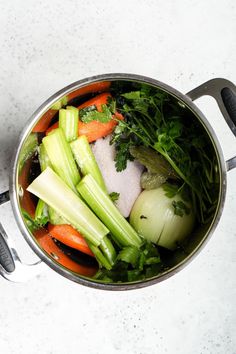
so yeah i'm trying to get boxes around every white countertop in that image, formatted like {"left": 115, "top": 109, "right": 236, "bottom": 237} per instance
{"left": 0, "top": 1, "right": 236, "bottom": 353}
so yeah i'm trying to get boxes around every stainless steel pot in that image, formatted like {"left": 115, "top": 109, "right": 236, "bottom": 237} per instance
{"left": 0, "top": 74, "right": 235, "bottom": 290}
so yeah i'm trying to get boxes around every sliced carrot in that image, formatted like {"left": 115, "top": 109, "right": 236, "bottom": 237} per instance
{"left": 19, "top": 158, "right": 36, "bottom": 218}
{"left": 46, "top": 93, "right": 124, "bottom": 141}
{"left": 67, "top": 81, "right": 111, "bottom": 102}
{"left": 32, "top": 109, "right": 58, "bottom": 133}
{"left": 46, "top": 121, "right": 59, "bottom": 134}
{"left": 78, "top": 92, "right": 111, "bottom": 111}
{"left": 48, "top": 224, "right": 94, "bottom": 257}
{"left": 34, "top": 228, "right": 97, "bottom": 276}
{"left": 78, "top": 114, "right": 123, "bottom": 142}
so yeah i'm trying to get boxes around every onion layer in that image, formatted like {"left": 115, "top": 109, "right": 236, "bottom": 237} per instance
{"left": 129, "top": 185, "right": 195, "bottom": 250}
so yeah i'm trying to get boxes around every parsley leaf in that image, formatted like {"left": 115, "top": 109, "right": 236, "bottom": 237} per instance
{"left": 172, "top": 200, "right": 190, "bottom": 217}
{"left": 22, "top": 209, "right": 48, "bottom": 232}
{"left": 94, "top": 241, "right": 162, "bottom": 282}
{"left": 80, "top": 104, "right": 112, "bottom": 123}
{"left": 109, "top": 192, "right": 120, "bottom": 203}
{"left": 111, "top": 82, "right": 219, "bottom": 223}
{"left": 114, "top": 139, "right": 134, "bottom": 171}
{"left": 121, "top": 91, "right": 141, "bottom": 100}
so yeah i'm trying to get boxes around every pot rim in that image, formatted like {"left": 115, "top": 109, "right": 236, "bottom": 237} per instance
{"left": 9, "top": 73, "right": 227, "bottom": 290}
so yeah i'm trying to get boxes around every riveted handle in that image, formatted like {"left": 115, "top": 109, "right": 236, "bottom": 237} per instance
{"left": 0, "top": 191, "right": 15, "bottom": 272}
{"left": 187, "top": 78, "right": 236, "bottom": 170}
{"left": 0, "top": 191, "right": 45, "bottom": 281}
{"left": 221, "top": 87, "right": 236, "bottom": 125}
{"left": 0, "top": 223, "right": 15, "bottom": 272}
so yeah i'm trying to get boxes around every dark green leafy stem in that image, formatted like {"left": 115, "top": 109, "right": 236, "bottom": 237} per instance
{"left": 94, "top": 241, "right": 162, "bottom": 282}
{"left": 111, "top": 84, "right": 219, "bottom": 224}
{"left": 21, "top": 209, "right": 48, "bottom": 233}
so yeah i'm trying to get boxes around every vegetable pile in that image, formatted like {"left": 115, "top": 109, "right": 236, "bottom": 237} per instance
{"left": 19, "top": 80, "right": 219, "bottom": 283}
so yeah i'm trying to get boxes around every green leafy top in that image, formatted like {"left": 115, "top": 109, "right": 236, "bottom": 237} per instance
{"left": 80, "top": 104, "right": 113, "bottom": 123}
{"left": 94, "top": 241, "right": 162, "bottom": 282}
{"left": 110, "top": 83, "right": 219, "bottom": 223}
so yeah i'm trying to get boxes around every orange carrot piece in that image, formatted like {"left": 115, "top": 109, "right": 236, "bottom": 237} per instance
{"left": 48, "top": 224, "right": 94, "bottom": 257}
{"left": 78, "top": 114, "right": 123, "bottom": 142}
{"left": 46, "top": 92, "right": 124, "bottom": 141}
{"left": 34, "top": 228, "right": 97, "bottom": 276}
{"left": 67, "top": 81, "right": 111, "bottom": 101}
{"left": 78, "top": 92, "right": 111, "bottom": 111}
{"left": 32, "top": 109, "right": 58, "bottom": 133}
{"left": 46, "top": 121, "right": 59, "bottom": 135}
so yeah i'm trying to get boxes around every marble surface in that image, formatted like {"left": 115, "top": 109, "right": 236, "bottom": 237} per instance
{"left": 0, "top": 1, "right": 236, "bottom": 353}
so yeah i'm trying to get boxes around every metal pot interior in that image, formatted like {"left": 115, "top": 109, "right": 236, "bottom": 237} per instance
{"left": 14, "top": 76, "right": 224, "bottom": 289}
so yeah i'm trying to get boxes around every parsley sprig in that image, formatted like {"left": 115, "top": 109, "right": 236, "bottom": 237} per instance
{"left": 111, "top": 84, "right": 219, "bottom": 224}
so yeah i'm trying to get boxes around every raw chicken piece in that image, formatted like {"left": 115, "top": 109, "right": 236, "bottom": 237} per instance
{"left": 92, "top": 136, "right": 143, "bottom": 217}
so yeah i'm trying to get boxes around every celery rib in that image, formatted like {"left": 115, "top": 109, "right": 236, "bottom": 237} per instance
{"left": 59, "top": 107, "right": 79, "bottom": 142}
{"left": 70, "top": 135, "right": 107, "bottom": 192}
{"left": 77, "top": 174, "right": 142, "bottom": 248}
{"left": 42, "top": 128, "right": 80, "bottom": 193}
{"left": 27, "top": 167, "right": 109, "bottom": 246}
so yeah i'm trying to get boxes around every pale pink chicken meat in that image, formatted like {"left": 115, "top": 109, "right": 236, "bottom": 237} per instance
{"left": 91, "top": 136, "right": 143, "bottom": 217}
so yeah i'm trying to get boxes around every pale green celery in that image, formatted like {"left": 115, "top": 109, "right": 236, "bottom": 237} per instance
{"left": 39, "top": 144, "right": 52, "bottom": 171}
{"left": 59, "top": 107, "right": 79, "bottom": 142}
{"left": 50, "top": 96, "right": 68, "bottom": 110}
{"left": 70, "top": 136, "right": 107, "bottom": 192}
{"left": 38, "top": 142, "right": 66, "bottom": 224}
{"left": 19, "top": 133, "right": 38, "bottom": 173}
{"left": 77, "top": 175, "right": 142, "bottom": 248}
{"left": 100, "top": 235, "right": 116, "bottom": 265}
{"left": 48, "top": 208, "right": 67, "bottom": 225}
{"left": 42, "top": 128, "right": 80, "bottom": 193}
{"left": 87, "top": 241, "right": 112, "bottom": 270}
{"left": 27, "top": 167, "right": 109, "bottom": 246}
{"left": 35, "top": 199, "right": 48, "bottom": 225}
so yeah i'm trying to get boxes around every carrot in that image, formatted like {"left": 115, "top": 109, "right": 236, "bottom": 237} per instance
{"left": 34, "top": 228, "right": 97, "bottom": 276}
{"left": 78, "top": 92, "right": 111, "bottom": 111}
{"left": 46, "top": 93, "right": 124, "bottom": 141}
{"left": 67, "top": 81, "right": 111, "bottom": 102}
{"left": 78, "top": 115, "right": 123, "bottom": 142}
{"left": 46, "top": 121, "right": 59, "bottom": 134}
{"left": 48, "top": 224, "right": 94, "bottom": 257}
{"left": 32, "top": 109, "right": 58, "bottom": 133}
{"left": 19, "top": 158, "right": 36, "bottom": 218}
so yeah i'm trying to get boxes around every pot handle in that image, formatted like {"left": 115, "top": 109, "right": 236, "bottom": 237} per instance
{"left": 187, "top": 78, "right": 236, "bottom": 171}
{"left": 0, "top": 192, "right": 45, "bottom": 282}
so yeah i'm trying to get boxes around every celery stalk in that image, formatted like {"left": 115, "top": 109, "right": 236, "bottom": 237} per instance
{"left": 59, "top": 107, "right": 79, "bottom": 142}
{"left": 19, "top": 133, "right": 38, "bottom": 173}
{"left": 35, "top": 199, "right": 48, "bottom": 226}
{"left": 70, "top": 136, "right": 107, "bottom": 192}
{"left": 87, "top": 241, "right": 112, "bottom": 270}
{"left": 100, "top": 235, "right": 116, "bottom": 265}
{"left": 39, "top": 144, "right": 52, "bottom": 171}
{"left": 38, "top": 143, "right": 67, "bottom": 225}
{"left": 27, "top": 167, "right": 109, "bottom": 246}
{"left": 42, "top": 128, "right": 80, "bottom": 193}
{"left": 48, "top": 208, "right": 67, "bottom": 225}
{"left": 50, "top": 96, "right": 68, "bottom": 110}
{"left": 77, "top": 175, "right": 142, "bottom": 248}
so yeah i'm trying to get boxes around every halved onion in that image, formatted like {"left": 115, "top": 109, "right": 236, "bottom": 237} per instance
{"left": 129, "top": 185, "right": 195, "bottom": 250}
